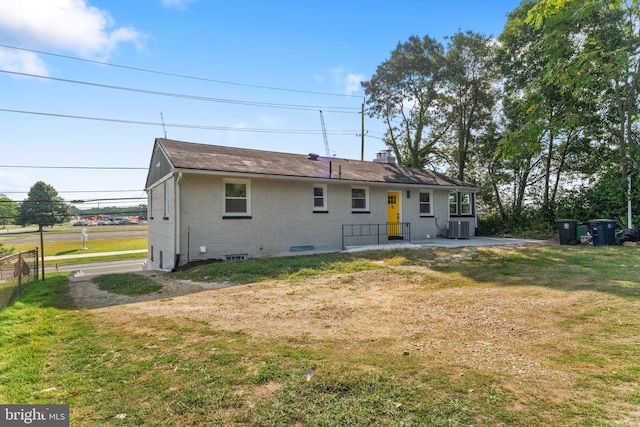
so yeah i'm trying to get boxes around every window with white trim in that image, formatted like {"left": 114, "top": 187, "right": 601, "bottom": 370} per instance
{"left": 224, "top": 179, "right": 251, "bottom": 216}
{"left": 163, "top": 181, "right": 169, "bottom": 219}
{"left": 149, "top": 189, "right": 153, "bottom": 219}
{"left": 351, "top": 187, "right": 369, "bottom": 212}
{"left": 313, "top": 184, "right": 327, "bottom": 211}
{"left": 449, "top": 191, "right": 474, "bottom": 216}
{"left": 461, "top": 192, "right": 472, "bottom": 215}
{"left": 419, "top": 190, "right": 432, "bottom": 215}
{"left": 449, "top": 193, "right": 458, "bottom": 215}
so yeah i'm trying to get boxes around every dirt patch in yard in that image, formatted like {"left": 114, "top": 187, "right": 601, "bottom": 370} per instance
{"left": 67, "top": 249, "right": 604, "bottom": 404}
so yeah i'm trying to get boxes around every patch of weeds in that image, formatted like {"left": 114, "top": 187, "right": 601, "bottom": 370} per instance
{"left": 209, "top": 350, "right": 241, "bottom": 366}
{"left": 169, "top": 382, "right": 244, "bottom": 417}
{"left": 353, "top": 349, "right": 421, "bottom": 376}
{"left": 383, "top": 255, "right": 408, "bottom": 266}
{"left": 250, "top": 369, "right": 479, "bottom": 426}
{"left": 557, "top": 305, "right": 615, "bottom": 327}
{"left": 549, "top": 351, "right": 608, "bottom": 367}
{"left": 93, "top": 273, "right": 162, "bottom": 296}
{"left": 419, "top": 273, "right": 441, "bottom": 287}
{"left": 340, "top": 275, "right": 356, "bottom": 284}
{"left": 249, "top": 359, "right": 295, "bottom": 384}
{"left": 170, "top": 253, "right": 382, "bottom": 284}
{"left": 288, "top": 268, "right": 321, "bottom": 279}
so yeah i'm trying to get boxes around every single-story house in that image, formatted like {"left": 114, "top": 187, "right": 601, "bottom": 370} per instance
{"left": 145, "top": 138, "right": 478, "bottom": 270}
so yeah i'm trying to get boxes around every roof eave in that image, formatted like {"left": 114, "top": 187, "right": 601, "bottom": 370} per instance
{"left": 169, "top": 167, "right": 477, "bottom": 189}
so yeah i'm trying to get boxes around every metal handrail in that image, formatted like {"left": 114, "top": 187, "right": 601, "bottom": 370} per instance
{"left": 342, "top": 222, "right": 410, "bottom": 249}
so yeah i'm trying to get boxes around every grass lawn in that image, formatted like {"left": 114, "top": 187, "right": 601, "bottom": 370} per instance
{"left": 5, "top": 238, "right": 148, "bottom": 266}
{"left": 1, "top": 245, "right": 639, "bottom": 425}
{"left": 9, "top": 238, "right": 147, "bottom": 257}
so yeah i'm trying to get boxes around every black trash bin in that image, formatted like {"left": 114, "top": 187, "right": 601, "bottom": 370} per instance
{"left": 556, "top": 219, "right": 579, "bottom": 245}
{"left": 588, "top": 219, "right": 617, "bottom": 246}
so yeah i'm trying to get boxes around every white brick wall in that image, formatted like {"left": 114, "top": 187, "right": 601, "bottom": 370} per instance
{"left": 147, "top": 172, "right": 474, "bottom": 268}
{"left": 147, "top": 177, "right": 176, "bottom": 270}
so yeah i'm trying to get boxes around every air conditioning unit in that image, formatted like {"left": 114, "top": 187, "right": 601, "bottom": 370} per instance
{"left": 447, "top": 221, "right": 470, "bottom": 239}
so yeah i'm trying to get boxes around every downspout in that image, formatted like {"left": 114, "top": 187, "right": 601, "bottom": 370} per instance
{"left": 174, "top": 172, "right": 182, "bottom": 270}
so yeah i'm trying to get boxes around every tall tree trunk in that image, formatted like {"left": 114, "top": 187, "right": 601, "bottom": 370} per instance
{"left": 544, "top": 112, "right": 554, "bottom": 207}
{"left": 552, "top": 133, "right": 572, "bottom": 203}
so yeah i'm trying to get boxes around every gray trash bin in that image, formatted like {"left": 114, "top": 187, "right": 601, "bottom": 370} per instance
{"left": 556, "top": 219, "right": 579, "bottom": 245}
{"left": 588, "top": 219, "right": 617, "bottom": 246}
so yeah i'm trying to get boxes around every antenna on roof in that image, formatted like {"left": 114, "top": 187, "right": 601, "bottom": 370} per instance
{"left": 160, "top": 111, "right": 167, "bottom": 138}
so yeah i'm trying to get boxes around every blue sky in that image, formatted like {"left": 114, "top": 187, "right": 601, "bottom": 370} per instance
{"left": 0, "top": 0, "right": 522, "bottom": 210}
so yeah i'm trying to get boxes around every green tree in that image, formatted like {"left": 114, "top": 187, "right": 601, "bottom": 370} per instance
{"left": 0, "top": 194, "right": 18, "bottom": 228}
{"left": 440, "top": 30, "right": 498, "bottom": 182}
{"left": 361, "top": 35, "right": 447, "bottom": 168}
{"left": 470, "top": 120, "right": 508, "bottom": 220}
{"left": 499, "top": 96, "right": 541, "bottom": 224}
{"left": 497, "top": 0, "right": 600, "bottom": 224}
{"left": 17, "top": 181, "right": 70, "bottom": 231}
{"left": 556, "top": 168, "right": 640, "bottom": 226}
{"left": 526, "top": 0, "right": 640, "bottom": 181}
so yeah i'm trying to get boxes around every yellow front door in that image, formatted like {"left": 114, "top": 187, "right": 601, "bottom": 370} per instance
{"left": 387, "top": 192, "right": 400, "bottom": 237}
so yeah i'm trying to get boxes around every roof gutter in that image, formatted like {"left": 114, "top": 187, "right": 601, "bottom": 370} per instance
{"left": 169, "top": 168, "right": 478, "bottom": 190}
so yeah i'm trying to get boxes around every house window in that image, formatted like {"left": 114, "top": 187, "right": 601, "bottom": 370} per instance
{"left": 449, "top": 193, "right": 458, "bottom": 215}
{"left": 163, "top": 181, "right": 169, "bottom": 219}
{"left": 419, "top": 191, "right": 432, "bottom": 215}
{"left": 149, "top": 189, "right": 153, "bottom": 219}
{"left": 449, "top": 192, "right": 474, "bottom": 216}
{"left": 461, "top": 192, "right": 472, "bottom": 215}
{"left": 313, "top": 184, "right": 327, "bottom": 212}
{"left": 351, "top": 187, "right": 369, "bottom": 212}
{"left": 224, "top": 179, "right": 251, "bottom": 217}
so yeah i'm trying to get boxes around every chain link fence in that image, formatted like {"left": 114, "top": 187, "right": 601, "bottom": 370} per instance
{"left": 0, "top": 249, "right": 39, "bottom": 312}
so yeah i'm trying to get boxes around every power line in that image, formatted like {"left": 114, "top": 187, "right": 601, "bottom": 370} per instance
{"left": 0, "top": 70, "right": 360, "bottom": 114}
{"left": 0, "top": 198, "right": 146, "bottom": 203}
{"left": 0, "top": 164, "right": 146, "bottom": 170}
{"left": 69, "top": 197, "right": 146, "bottom": 203}
{"left": 0, "top": 44, "right": 362, "bottom": 99}
{"left": 0, "top": 108, "right": 360, "bottom": 135}
{"left": 0, "top": 190, "right": 144, "bottom": 194}
{"left": 0, "top": 210, "right": 148, "bottom": 220}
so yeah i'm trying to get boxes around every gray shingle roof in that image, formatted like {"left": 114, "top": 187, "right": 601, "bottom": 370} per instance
{"left": 155, "top": 138, "right": 475, "bottom": 188}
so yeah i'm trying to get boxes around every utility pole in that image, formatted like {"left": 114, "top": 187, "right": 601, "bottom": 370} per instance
{"left": 628, "top": 176, "right": 633, "bottom": 229}
{"left": 361, "top": 102, "right": 364, "bottom": 161}
{"left": 39, "top": 224, "right": 45, "bottom": 281}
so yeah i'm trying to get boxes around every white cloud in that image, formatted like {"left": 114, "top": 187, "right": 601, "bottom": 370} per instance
{"left": 231, "top": 121, "right": 249, "bottom": 130}
{"left": 330, "top": 67, "right": 364, "bottom": 95}
{"left": 0, "top": 48, "right": 48, "bottom": 75}
{"left": 345, "top": 73, "right": 364, "bottom": 96}
{"left": 161, "top": 0, "right": 198, "bottom": 10}
{"left": 0, "top": 0, "right": 144, "bottom": 72}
